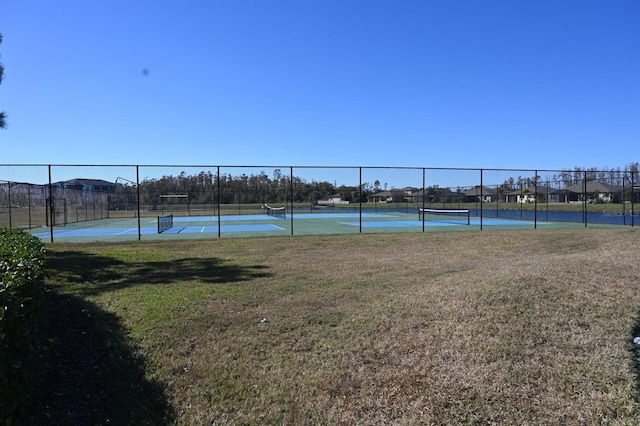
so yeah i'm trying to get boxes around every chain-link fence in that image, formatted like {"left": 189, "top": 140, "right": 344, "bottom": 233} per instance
{"left": 1, "top": 164, "right": 637, "bottom": 242}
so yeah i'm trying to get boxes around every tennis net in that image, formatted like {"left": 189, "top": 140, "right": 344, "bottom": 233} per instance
{"left": 265, "top": 205, "right": 286, "bottom": 219}
{"left": 418, "top": 208, "right": 470, "bottom": 225}
{"left": 157, "top": 214, "right": 174, "bottom": 233}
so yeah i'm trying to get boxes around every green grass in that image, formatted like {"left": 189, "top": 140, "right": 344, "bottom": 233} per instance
{"left": 43, "top": 228, "right": 640, "bottom": 424}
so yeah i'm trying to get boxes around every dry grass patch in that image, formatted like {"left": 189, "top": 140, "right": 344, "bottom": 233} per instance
{"left": 45, "top": 229, "right": 640, "bottom": 424}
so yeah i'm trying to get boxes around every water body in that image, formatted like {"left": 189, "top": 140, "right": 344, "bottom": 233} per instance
{"left": 471, "top": 208, "right": 638, "bottom": 226}
{"left": 307, "top": 205, "right": 639, "bottom": 226}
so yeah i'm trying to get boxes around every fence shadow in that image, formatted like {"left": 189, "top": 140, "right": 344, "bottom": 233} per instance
{"left": 45, "top": 249, "right": 272, "bottom": 296}
{"left": 29, "top": 248, "right": 273, "bottom": 423}
{"left": 27, "top": 290, "right": 175, "bottom": 425}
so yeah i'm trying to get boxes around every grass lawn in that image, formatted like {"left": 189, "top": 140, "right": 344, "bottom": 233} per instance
{"left": 37, "top": 228, "right": 640, "bottom": 424}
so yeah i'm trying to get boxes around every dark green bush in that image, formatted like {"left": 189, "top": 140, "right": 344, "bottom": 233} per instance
{"left": 0, "top": 229, "right": 46, "bottom": 422}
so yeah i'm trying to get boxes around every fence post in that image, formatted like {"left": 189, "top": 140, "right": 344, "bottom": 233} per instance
{"left": 422, "top": 168, "right": 426, "bottom": 233}
{"left": 136, "top": 165, "right": 141, "bottom": 241}
{"left": 622, "top": 174, "right": 627, "bottom": 225}
{"left": 520, "top": 183, "right": 523, "bottom": 219}
{"left": 534, "top": 170, "right": 538, "bottom": 229}
{"left": 28, "top": 184, "right": 32, "bottom": 229}
{"left": 632, "top": 170, "right": 636, "bottom": 227}
{"left": 290, "top": 166, "right": 294, "bottom": 236}
{"left": 583, "top": 171, "right": 588, "bottom": 228}
{"left": 217, "top": 166, "right": 221, "bottom": 238}
{"left": 7, "top": 181, "right": 11, "bottom": 229}
{"left": 480, "top": 169, "right": 483, "bottom": 230}
{"left": 48, "top": 165, "right": 54, "bottom": 243}
{"left": 359, "top": 167, "right": 362, "bottom": 233}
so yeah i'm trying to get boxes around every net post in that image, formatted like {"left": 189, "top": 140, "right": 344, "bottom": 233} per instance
{"left": 157, "top": 213, "right": 173, "bottom": 233}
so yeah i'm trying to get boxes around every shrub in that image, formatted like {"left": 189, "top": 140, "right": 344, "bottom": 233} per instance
{"left": 0, "top": 229, "right": 46, "bottom": 422}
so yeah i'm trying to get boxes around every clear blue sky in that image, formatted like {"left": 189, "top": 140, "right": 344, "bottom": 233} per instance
{"left": 1, "top": 0, "right": 639, "bottom": 175}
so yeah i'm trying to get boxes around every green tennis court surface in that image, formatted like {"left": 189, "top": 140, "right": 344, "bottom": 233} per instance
{"left": 30, "top": 211, "right": 583, "bottom": 242}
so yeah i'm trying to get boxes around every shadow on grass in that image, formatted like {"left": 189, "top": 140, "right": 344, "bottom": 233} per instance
{"left": 27, "top": 290, "right": 175, "bottom": 425}
{"left": 33, "top": 248, "right": 272, "bottom": 423}
{"left": 46, "top": 249, "right": 272, "bottom": 296}
{"left": 631, "top": 315, "right": 640, "bottom": 404}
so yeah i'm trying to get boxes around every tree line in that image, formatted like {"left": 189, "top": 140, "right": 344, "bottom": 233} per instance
{"left": 113, "top": 169, "right": 352, "bottom": 208}
{"left": 497, "top": 163, "right": 640, "bottom": 192}
{"left": 110, "top": 164, "right": 640, "bottom": 210}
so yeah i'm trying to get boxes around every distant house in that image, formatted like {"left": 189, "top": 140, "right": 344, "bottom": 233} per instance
{"left": 363, "top": 180, "right": 633, "bottom": 205}
{"left": 398, "top": 186, "right": 420, "bottom": 200}
{"left": 369, "top": 191, "right": 394, "bottom": 203}
{"left": 0, "top": 181, "right": 48, "bottom": 205}
{"left": 463, "top": 186, "right": 496, "bottom": 203}
{"left": 53, "top": 178, "right": 115, "bottom": 193}
{"left": 412, "top": 187, "right": 461, "bottom": 204}
{"left": 564, "top": 181, "right": 622, "bottom": 203}
{"left": 318, "top": 194, "right": 349, "bottom": 205}
{"left": 369, "top": 187, "right": 419, "bottom": 203}
{"left": 505, "top": 185, "right": 563, "bottom": 203}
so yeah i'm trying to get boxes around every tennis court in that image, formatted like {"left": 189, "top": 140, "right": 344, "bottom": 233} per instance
{"left": 29, "top": 208, "right": 591, "bottom": 243}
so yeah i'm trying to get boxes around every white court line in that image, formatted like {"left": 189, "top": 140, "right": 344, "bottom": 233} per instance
{"left": 117, "top": 228, "right": 138, "bottom": 235}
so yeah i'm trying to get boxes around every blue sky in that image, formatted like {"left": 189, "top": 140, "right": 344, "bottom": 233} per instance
{"left": 1, "top": 0, "right": 638, "bottom": 177}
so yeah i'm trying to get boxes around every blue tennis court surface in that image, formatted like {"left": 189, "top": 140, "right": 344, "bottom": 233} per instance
{"left": 173, "top": 215, "right": 274, "bottom": 222}
{"left": 30, "top": 212, "right": 558, "bottom": 242}
{"left": 292, "top": 213, "right": 393, "bottom": 219}
{"left": 162, "top": 224, "right": 284, "bottom": 233}
{"left": 32, "top": 224, "right": 285, "bottom": 238}
{"left": 170, "top": 213, "right": 392, "bottom": 221}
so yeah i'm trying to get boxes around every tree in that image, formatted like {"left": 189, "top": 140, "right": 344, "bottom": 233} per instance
{"left": 0, "top": 32, "right": 6, "bottom": 129}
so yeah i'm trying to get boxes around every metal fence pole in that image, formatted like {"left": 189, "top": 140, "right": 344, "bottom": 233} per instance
{"left": 359, "top": 167, "right": 362, "bottom": 233}
{"left": 622, "top": 175, "right": 627, "bottom": 225}
{"left": 48, "top": 165, "right": 54, "bottom": 243}
{"left": 583, "top": 171, "right": 588, "bottom": 228}
{"left": 217, "top": 166, "right": 221, "bottom": 238}
{"left": 7, "top": 181, "right": 12, "bottom": 229}
{"left": 290, "top": 166, "right": 294, "bottom": 236}
{"left": 480, "top": 169, "right": 483, "bottom": 230}
{"left": 534, "top": 170, "right": 538, "bottom": 229}
{"left": 136, "top": 165, "right": 141, "bottom": 241}
{"left": 632, "top": 170, "right": 636, "bottom": 227}
{"left": 422, "top": 168, "right": 426, "bottom": 233}
{"left": 28, "top": 184, "right": 32, "bottom": 229}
